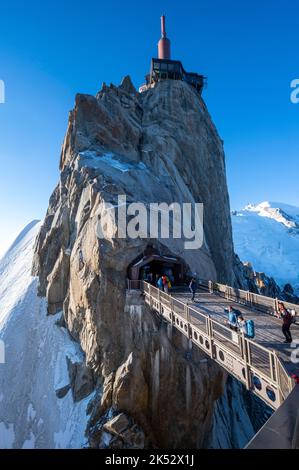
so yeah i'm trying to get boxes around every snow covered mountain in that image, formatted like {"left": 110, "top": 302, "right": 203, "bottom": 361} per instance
{"left": 0, "top": 221, "right": 93, "bottom": 449}
{"left": 232, "top": 201, "right": 299, "bottom": 292}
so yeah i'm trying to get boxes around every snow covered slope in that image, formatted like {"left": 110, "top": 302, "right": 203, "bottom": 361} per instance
{"left": 232, "top": 202, "right": 299, "bottom": 291}
{"left": 0, "top": 221, "right": 93, "bottom": 449}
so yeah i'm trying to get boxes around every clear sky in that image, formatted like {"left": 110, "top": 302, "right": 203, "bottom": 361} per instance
{"left": 0, "top": 0, "right": 298, "bottom": 257}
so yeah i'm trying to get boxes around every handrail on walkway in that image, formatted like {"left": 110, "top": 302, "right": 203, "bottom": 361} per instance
{"left": 199, "top": 279, "right": 299, "bottom": 323}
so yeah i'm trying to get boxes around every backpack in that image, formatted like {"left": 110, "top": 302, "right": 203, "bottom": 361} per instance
{"left": 228, "top": 312, "right": 237, "bottom": 325}
{"left": 246, "top": 319, "right": 255, "bottom": 339}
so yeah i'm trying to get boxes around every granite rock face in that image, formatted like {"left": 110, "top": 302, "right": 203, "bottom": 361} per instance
{"left": 32, "top": 77, "right": 252, "bottom": 448}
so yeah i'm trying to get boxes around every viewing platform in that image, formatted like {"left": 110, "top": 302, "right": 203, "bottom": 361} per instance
{"left": 127, "top": 280, "right": 299, "bottom": 411}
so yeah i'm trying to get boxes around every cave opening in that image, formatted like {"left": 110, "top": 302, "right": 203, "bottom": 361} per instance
{"left": 128, "top": 245, "right": 188, "bottom": 289}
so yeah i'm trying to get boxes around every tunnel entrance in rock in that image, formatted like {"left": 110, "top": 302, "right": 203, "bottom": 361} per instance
{"left": 128, "top": 245, "right": 187, "bottom": 288}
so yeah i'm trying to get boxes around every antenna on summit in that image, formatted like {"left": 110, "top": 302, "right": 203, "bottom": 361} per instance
{"left": 158, "top": 15, "right": 171, "bottom": 59}
{"left": 161, "top": 14, "right": 167, "bottom": 37}
{"left": 139, "top": 15, "right": 206, "bottom": 95}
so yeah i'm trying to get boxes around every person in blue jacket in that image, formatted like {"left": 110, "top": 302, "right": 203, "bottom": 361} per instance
{"left": 157, "top": 276, "right": 163, "bottom": 290}
{"left": 189, "top": 278, "right": 197, "bottom": 302}
{"left": 225, "top": 305, "right": 241, "bottom": 331}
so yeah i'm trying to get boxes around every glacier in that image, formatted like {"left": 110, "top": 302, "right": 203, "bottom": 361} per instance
{"left": 0, "top": 221, "right": 93, "bottom": 449}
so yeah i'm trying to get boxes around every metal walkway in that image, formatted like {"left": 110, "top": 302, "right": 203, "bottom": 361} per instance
{"left": 128, "top": 280, "right": 299, "bottom": 410}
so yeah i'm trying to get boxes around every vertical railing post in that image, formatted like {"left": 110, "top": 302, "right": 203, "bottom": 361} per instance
{"left": 274, "top": 353, "right": 284, "bottom": 406}
{"left": 185, "top": 303, "right": 190, "bottom": 323}
{"left": 169, "top": 295, "right": 173, "bottom": 318}
{"left": 169, "top": 292, "right": 174, "bottom": 325}
{"left": 239, "top": 332, "right": 244, "bottom": 359}
{"left": 149, "top": 284, "right": 153, "bottom": 309}
{"left": 186, "top": 303, "right": 192, "bottom": 339}
{"left": 206, "top": 315, "right": 210, "bottom": 337}
{"left": 246, "top": 291, "right": 250, "bottom": 307}
{"left": 269, "top": 351, "right": 276, "bottom": 382}
{"left": 241, "top": 335, "right": 252, "bottom": 390}
{"left": 245, "top": 338, "right": 251, "bottom": 368}
{"left": 207, "top": 316, "right": 214, "bottom": 358}
{"left": 157, "top": 288, "right": 161, "bottom": 315}
{"left": 225, "top": 285, "right": 230, "bottom": 300}
{"left": 184, "top": 303, "right": 187, "bottom": 319}
{"left": 274, "top": 298, "right": 279, "bottom": 315}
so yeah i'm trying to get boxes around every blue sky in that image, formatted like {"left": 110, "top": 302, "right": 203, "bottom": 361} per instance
{"left": 0, "top": 0, "right": 298, "bottom": 256}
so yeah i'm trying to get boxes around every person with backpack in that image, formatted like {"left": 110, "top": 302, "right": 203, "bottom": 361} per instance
{"left": 189, "top": 278, "right": 197, "bottom": 302}
{"left": 278, "top": 302, "right": 293, "bottom": 343}
{"left": 237, "top": 315, "right": 255, "bottom": 339}
{"left": 225, "top": 305, "right": 240, "bottom": 331}
{"left": 237, "top": 316, "right": 247, "bottom": 334}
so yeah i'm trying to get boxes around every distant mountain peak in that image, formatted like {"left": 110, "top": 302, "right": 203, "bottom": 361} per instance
{"left": 232, "top": 201, "right": 299, "bottom": 293}
{"left": 239, "top": 201, "right": 299, "bottom": 230}
{"left": 244, "top": 201, "right": 271, "bottom": 211}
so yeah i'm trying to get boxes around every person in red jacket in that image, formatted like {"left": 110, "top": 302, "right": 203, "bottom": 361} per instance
{"left": 161, "top": 275, "right": 169, "bottom": 293}
{"left": 278, "top": 302, "right": 293, "bottom": 343}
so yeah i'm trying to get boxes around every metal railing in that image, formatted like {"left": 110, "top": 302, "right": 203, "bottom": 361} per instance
{"left": 204, "top": 280, "right": 299, "bottom": 322}
{"left": 127, "top": 280, "right": 295, "bottom": 410}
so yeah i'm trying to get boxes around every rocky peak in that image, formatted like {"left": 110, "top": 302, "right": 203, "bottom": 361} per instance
{"left": 58, "top": 77, "right": 234, "bottom": 284}
{"left": 119, "top": 75, "right": 137, "bottom": 95}
{"left": 32, "top": 76, "right": 246, "bottom": 448}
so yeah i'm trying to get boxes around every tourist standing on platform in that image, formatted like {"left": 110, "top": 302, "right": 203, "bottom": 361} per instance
{"left": 189, "top": 278, "right": 197, "bottom": 302}
{"left": 162, "top": 275, "right": 169, "bottom": 293}
{"left": 237, "top": 316, "right": 247, "bottom": 334}
{"left": 157, "top": 276, "right": 163, "bottom": 290}
{"left": 225, "top": 305, "right": 242, "bottom": 331}
{"left": 277, "top": 302, "right": 293, "bottom": 343}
